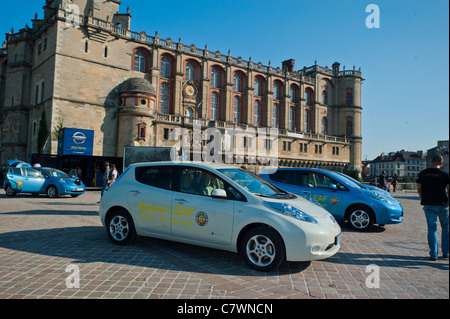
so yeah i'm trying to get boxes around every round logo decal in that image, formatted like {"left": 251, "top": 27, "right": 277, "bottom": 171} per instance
{"left": 330, "top": 196, "right": 339, "bottom": 205}
{"left": 196, "top": 212, "right": 208, "bottom": 227}
{"left": 72, "top": 132, "right": 87, "bottom": 145}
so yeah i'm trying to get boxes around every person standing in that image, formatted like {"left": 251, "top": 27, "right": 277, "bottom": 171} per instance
{"left": 416, "top": 155, "right": 449, "bottom": 261}
{"left": 100, "top": 161, "right": 110, "bottom": 199}
{"left": 379, "top": 171, "right": 386, "bottom": 190}
{"left": 392, "top": 174, "right": 398, "bottom": 192}
{"left": 108, "top": 163, "right": 118, "bottom": 188}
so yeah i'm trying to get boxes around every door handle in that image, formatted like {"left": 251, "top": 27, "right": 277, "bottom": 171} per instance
{"left": 301, "top": 190, "right": 310, "bottom": 194}
{"left": 174, "top": 198, "right": 187, "bottom": 204}
{"left": 130, "top": 190, "right": 141, "bottom": 195}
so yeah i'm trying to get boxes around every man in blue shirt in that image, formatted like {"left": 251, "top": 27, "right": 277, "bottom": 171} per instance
{"left": 417, "top": 155, "right": 449, "bottom": 261}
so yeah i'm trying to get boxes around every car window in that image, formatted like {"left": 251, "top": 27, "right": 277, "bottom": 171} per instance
{"left": 219, "top": 168, "right": 289, "bottom": 198}
{"left": 9, "top": 167, "right": 22, "bottom": 175}
{"left": 179, "top": 167, "right": 245, "bottom": 201}
{"left": 269, "top": 170, "right": 298, "bottom": 185}
{"left": 23, "top": 168, "right": 43, "bottom": 178}
{"left": 45, "top": 169, "right": 70, "bottom": 178}
{"left": 314, "top": 173, "right": 338, "bottom": 189}
{"left": 299, "top": 172, "right": 347, "bottom": 190}
{"left": 135, "top": 166, "right": 174, "bottom": 190}
{"left": 298, "top": 172, "right": 316, "bottom": 188}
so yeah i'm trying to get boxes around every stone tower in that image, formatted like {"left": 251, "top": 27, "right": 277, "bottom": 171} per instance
{"left": 117, "top": 78, "right": 157, "bottom": 157}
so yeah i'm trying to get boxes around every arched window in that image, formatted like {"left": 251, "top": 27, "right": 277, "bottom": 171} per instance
{"left": 272, "top": 104, "right": 279, "bottom": 128}
{"left": 346, "top": 116, "right": 353, "bottom": 136}
{"left": 322, "top": 90, "right": 328, "bottom": 105}
{"left": 159, "top": 83, "right": 170, "bottom": 114}
{"left": 304, "top": 109, "right": 310, "bottom": 133}
{"left": 290, "top": 86, "right": 296, "bottom": 103}
{"left": 185, "top": 62, "right": 195, "bottom": 81}
{"left": 35, "top": 84, "right": 39, "bottom": 105}
{"left": 346, "top": 88, "right": 353, "bottom": 106}
{"left": 305, "top": 89, "right": 313, "bottom": 106}
{"left": 233, "top": 96, "right": 241, "bottom": 123}
{"left": 41, "top": 82, "right": 45, "bottom": 103}
{"left": 233, "top": 73, "right": 241, "bottom": 92}
{"left": 322, "top": 117, "right": 328, "bottom": 135}
{"left": 254, "top": 78, "right": 261, "bottom": 96}
{"left": 211, "top": 68, "right": 219, "bottom": 88}
{"left": 161, "top": 56, "right": 171, "bottom": 78}
{"left": 134, "top": 50, "right": 146, "bottom": 73}
{"left": 273, "top": 82, "right": 279, "bottom": 100}
{"left": 254, "top": 100, "right": 261, "bottom": 126}
{"left": 289, "top": 106, "right": 295, "bottom": 131}
{"left": 210, "top": 92, "right": 219, "bottom": 121}
{"left": 185, "top": 107, "right": 193, "bottom": 120}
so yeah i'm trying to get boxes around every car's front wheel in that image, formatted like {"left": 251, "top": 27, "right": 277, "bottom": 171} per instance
{"left": 106, "top": 209, "right": 137, "bottom": 246}
{"left": 240, "top": 227, "right": 285, "bottom": 272}
{"left": 5, "top": 184, "right": 17, "bottom": 197}
{"left": 348, "top": 205, "right": 375, "bottom": 231}
{"left": 46, "top": 185, "right": 59, "bottom": 198}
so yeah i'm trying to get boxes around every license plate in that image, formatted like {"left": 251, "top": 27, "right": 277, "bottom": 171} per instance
{"left": 75, "top": 188, "right": 83, "bottom": 192}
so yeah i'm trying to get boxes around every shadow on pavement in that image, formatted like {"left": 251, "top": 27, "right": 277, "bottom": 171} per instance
{"left": 0, "top": 226, "right": 310, "bottom": 277}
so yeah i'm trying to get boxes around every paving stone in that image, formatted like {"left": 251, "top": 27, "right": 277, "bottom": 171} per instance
{"left": 0, "top": 191, "right": 448, "bottom": 299}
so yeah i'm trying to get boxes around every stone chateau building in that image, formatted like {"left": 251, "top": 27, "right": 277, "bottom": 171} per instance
{"left": 0, "top": 0, "right": 364, "bottom": 185}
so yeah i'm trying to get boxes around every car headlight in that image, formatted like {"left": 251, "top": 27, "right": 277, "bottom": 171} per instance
{"left": 366, "top": 191, "right": 392, "bottom": 204}
{"left": 264, "top": 202, "right": 318, "bottom": 224}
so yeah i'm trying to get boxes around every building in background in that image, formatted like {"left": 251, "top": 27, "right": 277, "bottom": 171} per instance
{"left": 0, "top": 0, "right": 364, "bottom": 184}
{"left": 369, "top": 150, "right": 426, "bottom": 180}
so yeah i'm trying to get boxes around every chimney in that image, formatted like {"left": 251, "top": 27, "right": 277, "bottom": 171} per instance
{"left": 282, "top": 59, "right": 295, "bottom": 72}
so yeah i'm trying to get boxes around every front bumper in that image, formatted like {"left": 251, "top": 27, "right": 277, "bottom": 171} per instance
{"left": 59, "top": 185, "right": 86, "bottom": 195}
{"left": 285, "top": 222, "right": 342, "bottom": 262}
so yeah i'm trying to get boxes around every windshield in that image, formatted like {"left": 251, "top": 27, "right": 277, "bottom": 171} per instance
{"left": 331, "top": 172, "right": 364, "bottom": 189}
{"left": 43, "top": 169, "right": 71, "bottom": 178}
{"left": 218, "top": 168, "right": 292, "bottom": 198}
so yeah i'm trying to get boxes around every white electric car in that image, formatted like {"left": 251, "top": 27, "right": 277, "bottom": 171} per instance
{"left": 99, "top": 162, "right": 341, "bottom": 271}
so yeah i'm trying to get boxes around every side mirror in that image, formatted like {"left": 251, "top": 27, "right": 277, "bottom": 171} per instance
{"left": 211, "top": 189, "right": 227, "bottom": 199}
{"left": 328, "top": 184, "right": 338, "bottom": 190}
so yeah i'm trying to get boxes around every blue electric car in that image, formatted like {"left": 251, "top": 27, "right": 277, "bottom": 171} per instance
{"left": 3, "top": 160, "right": 85, "bottom": 198}
{"left": 260, "top": 168, "right": 403, "bottom": 231}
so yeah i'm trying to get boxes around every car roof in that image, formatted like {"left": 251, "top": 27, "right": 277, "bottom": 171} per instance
{"left": 260, "top": 167, "right": 334, "bottom": 174}
{"left": 129, "top": 161, "right": 239, "bottom": 171}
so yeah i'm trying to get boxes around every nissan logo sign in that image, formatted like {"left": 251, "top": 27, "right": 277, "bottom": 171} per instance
{"left": 72, "top": 132, "right": 87, "bottom": 145}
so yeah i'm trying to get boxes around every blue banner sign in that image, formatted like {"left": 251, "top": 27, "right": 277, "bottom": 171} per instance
{"left": 58, "top": 128, "right": 94, "bottom": 156}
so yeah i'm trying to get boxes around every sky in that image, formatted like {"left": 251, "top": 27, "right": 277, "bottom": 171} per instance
{"left": 1, "top": 0, "right": 448, "bottom": 160}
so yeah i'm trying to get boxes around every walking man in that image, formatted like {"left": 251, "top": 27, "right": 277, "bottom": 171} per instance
{"left": 99, "top": 161, "right": 110, "bottom": 202}
{"left": 416, "top": 155, "right": 449, "bottom": 261}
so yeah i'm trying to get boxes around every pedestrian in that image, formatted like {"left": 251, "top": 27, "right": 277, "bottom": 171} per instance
{"left": 108, "top": 163, "right": 118, "bottom": 189}
{"left": 416, "top": 155, "right": 449, "bottom": 261}
{"left": 379, "top": 171, "right": 386, "bottom": 190}
{"left": 392, "top": 174, "right": 398, "bottom": 192}
{"left": 99, "top": 161, "right": 110, "bottom": 202}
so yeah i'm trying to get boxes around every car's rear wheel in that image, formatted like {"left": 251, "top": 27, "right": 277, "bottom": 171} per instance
{"left": 240, "top": 227, "right": 285, "bottom": 272}
{"left": 348, "top": 205, "right": 375, "bottom": 231}
{"left": 46, "top": 185, "right": 59, "bottom": 198}
{"left": 5, "top": 184, "right": 17, "bottom": 197}
{"left": 106, "top": 209, "right": 137, "bottom": 246}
